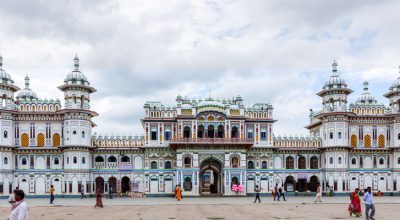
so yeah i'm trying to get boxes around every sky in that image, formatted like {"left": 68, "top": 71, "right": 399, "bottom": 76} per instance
{"left": 0, "top": 0, "right": 399, "bottom": 136}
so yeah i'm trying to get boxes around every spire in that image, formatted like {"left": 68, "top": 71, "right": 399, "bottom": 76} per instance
{"left": 74, "top": 54, "right": 79, "bottom": 71}
{"left": 363, "top": 81, "right": 369, "bottom": 93}
{"left": 332, "top": 59, "right": 338, "bottom": 75}
{"left": 24, "top": 75, "right": 30, "bottom": 89}
{"left": 0, "top": 54, "right": 3, "bottom": 68}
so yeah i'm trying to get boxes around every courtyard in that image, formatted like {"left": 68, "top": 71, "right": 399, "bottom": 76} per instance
{"left": 1, "top": 196, "right": 398, "bottom": 220}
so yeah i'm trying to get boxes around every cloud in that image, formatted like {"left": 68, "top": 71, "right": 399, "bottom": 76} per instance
{"left": 1, "top": 0, "right": 400, "bottom": 135}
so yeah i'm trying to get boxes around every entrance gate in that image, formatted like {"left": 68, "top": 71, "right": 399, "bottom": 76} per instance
{"left": 200, "top": 158, "right": 223, "bottom": 195}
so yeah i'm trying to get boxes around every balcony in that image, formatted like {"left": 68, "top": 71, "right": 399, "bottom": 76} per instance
{"left": 93, "top": 162, "right": 118, "bottom": 169}
{"left": 169, "top": 137, "right": 254, "bottom": 148}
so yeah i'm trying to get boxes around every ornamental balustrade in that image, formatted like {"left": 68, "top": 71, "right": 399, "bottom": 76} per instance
{"left": 170, "top": 137, "right": 253, "bottom": 144}
{"left": 93, "top": 162, "right": 133, "bottom": 169}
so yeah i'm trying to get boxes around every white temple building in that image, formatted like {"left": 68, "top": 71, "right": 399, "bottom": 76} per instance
{"left": 0, "top": 55, "right": 399, "bottom": 197}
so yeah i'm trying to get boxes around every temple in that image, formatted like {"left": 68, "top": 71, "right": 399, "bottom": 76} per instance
{"left": 0, "top": 55, "right": 399, "bottom": 196}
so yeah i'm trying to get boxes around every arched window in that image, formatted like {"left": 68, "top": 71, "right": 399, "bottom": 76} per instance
{"left": 95, "top": 156, "right": 104, "bottom": 162}
{"left": 150, "top": 161, "right": 158, "bottom": 169}
{"left": 54, "top": 157, "right": 59, "bottom": 165}
{"left": 298, "top": 156, "right": 306, "bottom": 169}
{"left": 165, "top": 161, "right": 172, "bottom": 169}
{"left": 261, "top": 161, "right": 268, "bottom": 169}
{"left": 247, "top": 130, "right": 253, "bottom": 139}
{"left": 329, "top": 132, "right": 333, "bottom": 139}
{"left": 351, "top": 134, "right": 357, "bottom": 147}
{"left": 231, "top": 157, "right": 239, "bottom": 168}
{"left": 197, "top": 125, "right": 204, "bottom": 138}
{"left": 338, "top": 132, "right": 342, "bottom": 139}
{"left": 310, "top": 156, "right": 318, "bottom": 169}
{"left": 231, "top": 126, "right": 239, "bottom": 138}
{"left": 183, "top": 126, "right": 191, "bottom": 138}
{"left": 217, "top": 125, "right": 224, "bottom": 138}
{"left": 286, "top": 156, "right": 294, "bottom": 169}
{"left": 121, "top": 156, "right": 130, "bottom": 162}
{"left": 398, "top": 157, "right": 400, "bottom": 164}
{"left": 184, "top": 157, "right": 191, "bottom": 168}
{"left": 338, "top": 157, "right": 342, "bottom": 164}
{"left": 73, "top": 156, "right": 77, "bottom": 164}
{"left": 329, "top": 157, "right": 333, "bottom": 164}
{"left": 4, "top": 157, "right": 8, "bottom": 164}
{"left": 108, "top": 156, "right": 117, "bottom": 162}
{"left": 82, "top": 157, "right": 86, "bottom": 164}
{"left": 21, "top": 157, "right": 27, "bottom": 165}
{"left": 82, "top": 131, "right": 85, "bottom": 138}
{"left": 3, "top": 130, "right": 7, "bottom": 138}
{"left": 247, "top": 161, "right": 254, "bottom": 169}
{"left": 73, "top": 130, "right": 77, "bottom": 135}
{"left": 379, "top": 158, "right": 384, "bottom": 165}
{"left": 351, "top": 158, "right": 357, "bottom": 165}
{"left": 364, "top": 135, "right": 371, "bottom": 147}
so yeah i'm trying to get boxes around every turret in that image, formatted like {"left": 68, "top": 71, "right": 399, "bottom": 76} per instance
{"left": 0, "top": 55, "right": 20, "bottom": 110}
{"left": 317, "top": 60, "right": 353, "bottom": 112}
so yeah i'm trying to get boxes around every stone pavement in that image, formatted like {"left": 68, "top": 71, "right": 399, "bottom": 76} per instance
{"left": 1, "top": 195, "right": 399, "bottom": 207}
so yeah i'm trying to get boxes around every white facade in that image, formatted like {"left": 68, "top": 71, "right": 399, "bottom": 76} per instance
{"left": 1, "top": 57, "right": 400, "bottom": 196}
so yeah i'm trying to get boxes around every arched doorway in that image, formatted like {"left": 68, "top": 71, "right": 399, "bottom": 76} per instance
{"left": 285, "top": 176, "right": 295, "bottom": 192}
{"left": 200, "top": 158, "right": 222, "bottom": 195}
{"left": 121, "top": 176, "right": 130, "bottom": 193}
{"left": 109, "top": 177, "right": 117, "bottom": 193}
{"left": 95, "top": 177, "right": 104, "bottom": 193}
{"left": 198, "top": 125, "right": 204, "bottom": 138}
{"left": 308, "top": 176, "right": 319, "bottom": 192}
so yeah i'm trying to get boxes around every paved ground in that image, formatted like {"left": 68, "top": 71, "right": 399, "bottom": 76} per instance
{"left": 1, "top": 196, "right": 398, "bottom": 219}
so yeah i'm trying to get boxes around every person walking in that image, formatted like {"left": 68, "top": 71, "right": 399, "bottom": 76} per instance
{"left": 348, "top": 188, "right": 362, "bottom": 217}
{"left": 175, "top": 184, "right": 182, "bottom": 201}
{"left": 50, "top": 185, "right": 55, "bottom": 204}
{"left": 363, "top": 187, "right": 375, "bottom": 220}
{"left": 81, "top": 185, "right": 86, "bottom": 199}
{"left": 253, "top": 185, "right": 261, "bottom": 203}
{"left": 108, "top": 186, "right": 113, "bottom": 199}
{"left": 273, "top": 184, "right": 279, "bottom": 201}
{"left": 315, "top": 184, "right": 322, "bottom": 203}
{"left": 278, "top": 186, "right": 286, "bottom": 201}
{"left": 8, "top": 190, "right": 29, "bottom": 220}
{"left": 94, "top": 190, "right": 104, "bottom": 208}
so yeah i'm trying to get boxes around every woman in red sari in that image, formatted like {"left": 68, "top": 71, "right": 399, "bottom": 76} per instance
{"left": 94, "top": 190, "right": 104, "bottom": 208}
{"left": 348, "top": 188, "right": 362, "bottom": 217}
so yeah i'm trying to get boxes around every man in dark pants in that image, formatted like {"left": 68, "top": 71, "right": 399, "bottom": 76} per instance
{"left": 363, "top": 187, "right": 375, "bottom": 220}
{"left": 253, "top": 185, "right": 261, "bottom": 203}
{"left": 50, "top": 185, "right": 55, "bottom": 204}
{"left": 109, "top": 186, "right": 113, "bottom": 199}
{"left": 278, "top": 187, "right": 286, "bottom": 201}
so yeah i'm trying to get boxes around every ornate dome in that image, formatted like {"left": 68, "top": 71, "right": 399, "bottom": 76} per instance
{"left": 322, "top": 60, "right": 347, "bottom": 89}
{"left": 0, "top": 55, "right": 14, "bottom": 84}
{"left": 389, "top": 66, "right": 400, "bottom": 91}
{"left": 64, "top": 55, "right": 90, "bottom": 85}
{"left": 355, "top": 81, "right": 377, "bottom": 105}
{"left": 197, "top": 98, "right": 225, "bottom": 109}
{"left": 16, "top": 75, "right": 39, "bottom": 100}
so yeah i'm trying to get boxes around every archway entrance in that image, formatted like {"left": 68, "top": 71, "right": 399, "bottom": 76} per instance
{"left": 200, "top": 158, "right": 223, "bottom": 196}
{"left": 285, "top": 176, "right": 295, "bottom": 192}
{"left": 308, "top": 176, "right": 319, "bottom": 192}
{"left": 95, "top": 177, "right": 104, "bottom": 193}
{"left": 109, "top": 177, "right": 117, "bottom": 193}
{"left": 121, "top": 176, "right": 130, "bottom": 193}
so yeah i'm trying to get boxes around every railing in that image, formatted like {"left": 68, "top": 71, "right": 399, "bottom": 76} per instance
{"left": 93, "top": 162, "right": 119, "bottom": 169}
{"left": 170, "top": 137, "right": 254, "bottom": 144}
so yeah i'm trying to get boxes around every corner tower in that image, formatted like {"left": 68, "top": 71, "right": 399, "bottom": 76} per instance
{"left": 58, "top": 55, "right": 97, "bottom": 147}
{"left": 0, "top": 55, "right": 20, "bottom": 110}
{"left": 317, "top": 60, "right": 353, "bottom": 112}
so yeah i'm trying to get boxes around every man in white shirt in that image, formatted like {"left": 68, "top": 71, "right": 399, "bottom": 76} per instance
{"left": 363, "top": 187, "right": 375, "bottom": 220}
{"left": 8, "top": 190, "right": 29, "bottom": 220}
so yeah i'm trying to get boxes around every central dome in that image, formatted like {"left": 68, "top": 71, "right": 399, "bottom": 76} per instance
{"left": 197, "top": 98, "right": 225, "bottom": 109}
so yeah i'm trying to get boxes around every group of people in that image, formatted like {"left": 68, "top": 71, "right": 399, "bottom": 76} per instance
{"left": 253, "top": 184, "right": 287, "bottom": 203}
{"left": 7, "top": 188, "right": 29, "bottom": 220}
{"left": 348, "top": 187, "right": 376, "bottom": 219}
